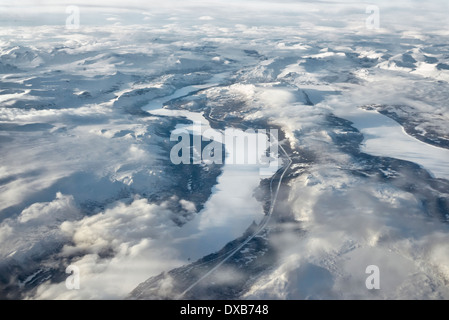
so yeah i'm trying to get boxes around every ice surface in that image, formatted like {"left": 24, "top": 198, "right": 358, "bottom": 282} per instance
{"left": 338, "top": 108, "right": 449, "bottom": 180}
{"left": 1, "top": 0, "right": 449, "bottom": 300}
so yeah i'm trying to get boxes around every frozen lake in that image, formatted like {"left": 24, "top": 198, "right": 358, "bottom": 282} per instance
{"left": 341, "top": 108, "right": 449, "bottom": 181}
{"left": 146, "top": 107, "right": 270, "bottom": 262}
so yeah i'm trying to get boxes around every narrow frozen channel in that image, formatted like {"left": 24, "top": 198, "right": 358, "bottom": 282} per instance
{"left": 143, "top": 72, "right": 229, "bottom": 111}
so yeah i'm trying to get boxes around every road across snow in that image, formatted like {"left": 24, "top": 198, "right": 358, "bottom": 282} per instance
{"left": 176, "top": 133, "right": 293, "bottom": 299}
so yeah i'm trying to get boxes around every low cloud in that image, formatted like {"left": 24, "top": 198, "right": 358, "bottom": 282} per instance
{"left": 9, "top": 195, "right": 192, "bottom": 299}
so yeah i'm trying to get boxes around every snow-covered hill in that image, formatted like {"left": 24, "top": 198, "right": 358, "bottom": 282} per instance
{"left": 0, "top": 0, "right": 448, "bottom": 300}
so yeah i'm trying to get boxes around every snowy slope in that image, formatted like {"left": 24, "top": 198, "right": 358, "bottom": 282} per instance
{"left": 0, "top": 1, "right": 448, "bottom": 300}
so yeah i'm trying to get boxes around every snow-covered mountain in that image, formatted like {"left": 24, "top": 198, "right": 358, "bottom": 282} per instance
{"left": 0, "top": 0, "right": 449, "bottom": 299}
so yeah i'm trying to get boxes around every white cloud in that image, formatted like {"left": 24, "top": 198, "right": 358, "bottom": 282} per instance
{"left": 179, "top": 199, "right": 196, "bottom": 213}
{"left": 18, "top": 192, "right": 78, "bottom": 224}
{"left": 1, "top": 0, "right": 449, "bottom": 300}
{"left": 0, "top": 193, "right": 80, "bottom": 262}
{"left": 244, "top": 164, "right": 449, "bottom": 299}
{"left": 30, "top": 197, "right": 181, "bottom": 299}
{"left": 199, "top": 16, "right": 214, "bottom": 21}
